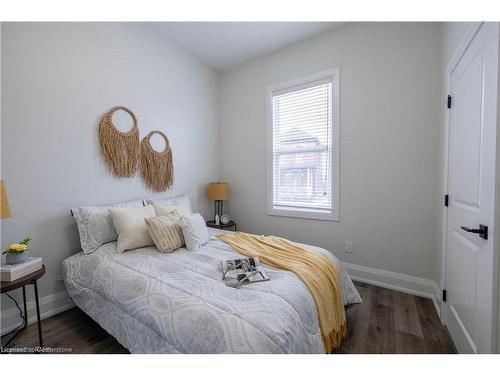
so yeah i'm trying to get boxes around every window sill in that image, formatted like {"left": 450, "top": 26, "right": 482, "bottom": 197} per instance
{"left": 267, "top": 207, "right": 339, "bottom": 222}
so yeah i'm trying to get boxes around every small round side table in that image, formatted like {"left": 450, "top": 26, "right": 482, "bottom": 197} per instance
{"left": 206, "top": 220, "right": 237, "bottom": 231}
{"left": 1, "top": 265, "right": 45, "bottom": 349}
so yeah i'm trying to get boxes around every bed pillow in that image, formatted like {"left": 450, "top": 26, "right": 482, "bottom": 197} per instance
{"left": 179, "top": 213, "right": 209, "bottom": 251}
{"left": 71, "top": 199, "right": 144, "bottom": 254}
{"left": 146, "top": 194, "right": 192, "bottom": 216}
{"left": 144, "top": 210, "right": 185, "bottom": 253}
{"left": 153, "top": 204, "right": 191, "bottom": 218}
{"left": 110, "top": 204, "right": 157, "bottom": 253}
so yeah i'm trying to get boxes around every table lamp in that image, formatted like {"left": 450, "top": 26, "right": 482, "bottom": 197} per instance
{"left": 207, "top": 182, "right": 229, "bottom": 221}
{"left": 1, "top": 180, "right": 11, "bottom": 219}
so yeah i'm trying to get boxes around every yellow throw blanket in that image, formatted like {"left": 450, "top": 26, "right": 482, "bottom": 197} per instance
{"left": 218, "top": 231, "right": 347, "bottom": 352}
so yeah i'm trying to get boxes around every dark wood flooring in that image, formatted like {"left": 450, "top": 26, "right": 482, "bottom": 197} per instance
{"left": 1, "top": 282, "right": 455, "bottom": 354}
{"left": 334, "top": 282, "right": 456, "bottom": 353}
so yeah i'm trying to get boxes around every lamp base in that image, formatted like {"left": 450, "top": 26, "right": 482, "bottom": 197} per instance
{"left": 213, "top": 200, "right": 224, "bottom": 221}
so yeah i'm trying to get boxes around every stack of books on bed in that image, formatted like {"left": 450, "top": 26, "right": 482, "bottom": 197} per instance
{"left": 1, "top": 257, "right": 42, "bottom": 282}
{"left": 222, "top": 256, "right": 270, "bottom": 288}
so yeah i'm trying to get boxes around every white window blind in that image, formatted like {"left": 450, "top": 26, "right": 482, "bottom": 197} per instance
{"left": 268, "top": 70, "right": 339, "bottom": 221}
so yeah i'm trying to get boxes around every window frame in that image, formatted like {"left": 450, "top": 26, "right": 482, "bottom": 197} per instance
{"left": 266, "top": 68, "right": 340, "bottom": 221}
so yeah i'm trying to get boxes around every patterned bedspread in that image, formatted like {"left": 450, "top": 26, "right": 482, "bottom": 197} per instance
{"left": 63, "top": 229, "right": 361, "bottom": 353}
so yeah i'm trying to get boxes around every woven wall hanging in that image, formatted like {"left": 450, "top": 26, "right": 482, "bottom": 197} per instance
{"left": 140, "top": 130, "right": 174, "bottom": 192}
{"left": 99, "top": 106, "right": 140, "bottom": 177}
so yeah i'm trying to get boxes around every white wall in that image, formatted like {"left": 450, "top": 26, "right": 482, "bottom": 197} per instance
{"left": 1, "top": 23, "right": 219, "bottom": 318}
{"left": 219, "top": 22, "right": 442, "bottom": 281}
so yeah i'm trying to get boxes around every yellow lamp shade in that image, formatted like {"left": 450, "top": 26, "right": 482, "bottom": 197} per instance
{"left": 1, "top": 180, "right": 11, "bottom": 219}
{"left": 207, "top": 182, "right": 229, "bottom": 201}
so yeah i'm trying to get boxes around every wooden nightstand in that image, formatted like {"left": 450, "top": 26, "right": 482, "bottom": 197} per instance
{"left": 206, "top": 220, "right": 237, "bottom": 231}
{"left": 1, "top": 265, "right": 45, "bottom": 348}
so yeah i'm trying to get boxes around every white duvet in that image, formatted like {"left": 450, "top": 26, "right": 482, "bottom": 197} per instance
{"left": 63, "top": 229, "right": 361, "bottom": 354}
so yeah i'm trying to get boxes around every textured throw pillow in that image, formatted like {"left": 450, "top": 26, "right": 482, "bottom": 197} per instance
{"left": 153, "top": 204, "right": 192, "bottom": 218}
{"left": 145, "top": 210, "right": 185, "bottom": 253}
{"left": 71, "top": 199, "right": 144, "bottom": 254}
{"left": 179, "top": 213, "right": 209, "bottom": 251}
{"left": 146, "top": 195, "right": 192, "bottom": 216}
{"left": 110, "top": 204, "right": 157, "bottom": 253}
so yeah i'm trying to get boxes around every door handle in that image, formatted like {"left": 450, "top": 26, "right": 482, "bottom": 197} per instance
{"left": 460, "top": 224, "right": 488, "bottom": 240}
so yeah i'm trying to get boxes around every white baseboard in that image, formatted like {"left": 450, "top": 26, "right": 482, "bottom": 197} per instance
{"left": 344, "top": 262, "right": 442, "bottom": 318}
{"left": 1, "top": 290, "right": 75, "bottom": 335}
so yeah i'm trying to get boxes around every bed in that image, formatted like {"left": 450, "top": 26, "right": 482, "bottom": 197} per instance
{"left": 63, "top": 228, "right": 361, "bottom": 354}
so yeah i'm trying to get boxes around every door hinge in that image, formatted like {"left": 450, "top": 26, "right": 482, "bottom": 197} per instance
{"left": 442, "top": 289, "right": 447, "bottom": 302}
{"left": 444, "top": 194, "right": 449, "bottom": 207}
{"left": 447, "top": 95, "right": 452, "bottom": 109}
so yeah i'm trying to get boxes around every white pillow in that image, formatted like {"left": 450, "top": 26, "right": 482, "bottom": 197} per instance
{"left": 179, "top": 213, "right": 209, "bottom": 251}
{"left": 153, "top": 204, "right": 191, "bottom": 218}
{"left": 110, "top": 204, "right": 156, "bottom": 253}
{"left": 71, "top": 199, "right": 144, "bottom": 254}
{"left": 146, "top": 195, "right": 192, "bottom": 216}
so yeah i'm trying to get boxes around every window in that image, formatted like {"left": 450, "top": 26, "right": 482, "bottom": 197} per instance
{"left": 267, "top": 69, "right": 339, "bottom": 221}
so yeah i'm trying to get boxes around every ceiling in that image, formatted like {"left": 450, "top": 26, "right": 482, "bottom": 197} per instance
{"left": 154, "top": 22, "right": 345, "bottom": 72}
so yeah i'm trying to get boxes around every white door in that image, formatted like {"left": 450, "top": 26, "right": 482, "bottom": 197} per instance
{"left": 445, "top": 22, "right": 499, "bottom": 353}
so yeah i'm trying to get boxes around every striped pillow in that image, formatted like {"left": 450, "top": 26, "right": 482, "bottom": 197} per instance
{"left": 145, "top": 210, "right": 185, "bottom": 253}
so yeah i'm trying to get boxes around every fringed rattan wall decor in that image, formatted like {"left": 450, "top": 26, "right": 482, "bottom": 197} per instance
{"left": 140, "top": 130, "right": 174, "bottom": 192}
{"left": 99, "top": 106, "right": 140, "bottom": 177}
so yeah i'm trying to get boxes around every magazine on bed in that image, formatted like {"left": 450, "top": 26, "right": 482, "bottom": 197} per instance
{"left": 222, "top": 256, "right": 270, "bottom": 288}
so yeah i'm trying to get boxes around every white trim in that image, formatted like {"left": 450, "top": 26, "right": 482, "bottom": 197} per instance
{"left": 268, "top": 206, "right": 338, "bottom": 221}
{"left": 272, "top": 77, "right": 333, "bottom": 97}
{"left": 1, "top": 290, "right": 74, "bottom": 335}
{"left": 344, "top": 262, "right": 442, "bottom": 318}
{"left": 447, "top": 304, "right": 477, "bottom": 353}
{"left": 266, "top": 68, "right": 340, "bottom": 222}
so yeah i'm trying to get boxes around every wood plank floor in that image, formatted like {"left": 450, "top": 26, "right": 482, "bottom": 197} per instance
{"left": 1, "top": 282, "right": 455, "bottom": 354}
{"left": 333, "top": 282, "right": 456, "bottom": 353}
